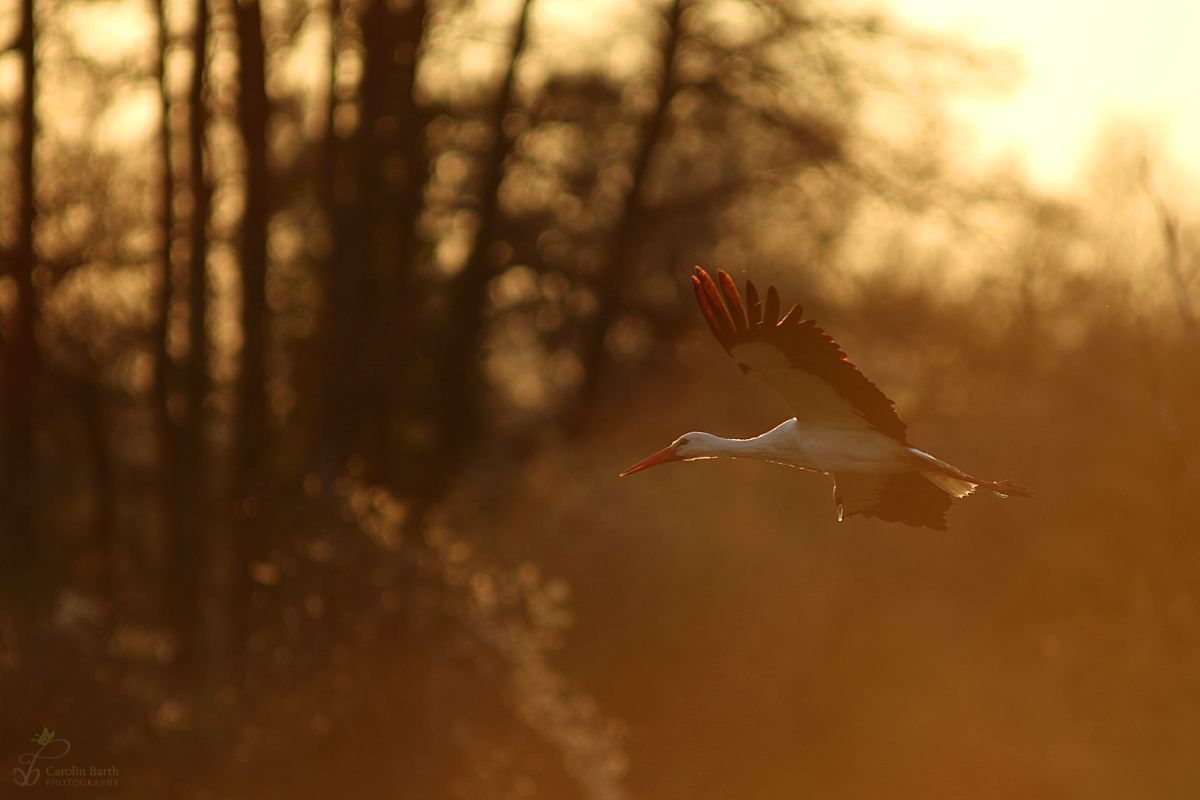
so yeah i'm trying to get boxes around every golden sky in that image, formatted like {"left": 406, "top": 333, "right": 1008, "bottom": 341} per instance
{"left": 11, "top": 0, "right": 1197, "bottom": 200}
{"left": 878, "top": 0, "right": 1200, "bottom": 192}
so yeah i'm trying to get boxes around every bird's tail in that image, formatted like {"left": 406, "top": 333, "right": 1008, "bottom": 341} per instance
{"left": 907, "top": 447, "right": 1036, "bottom": 499}
{"left": 922, "top": 471, "right": 977, "bottom": 498}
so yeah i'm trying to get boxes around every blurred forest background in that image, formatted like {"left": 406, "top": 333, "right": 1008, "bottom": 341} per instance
{"left": 1, "top": 0, "right": 1198, "bottom": 796}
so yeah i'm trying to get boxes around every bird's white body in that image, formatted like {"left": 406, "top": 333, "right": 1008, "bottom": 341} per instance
{"left": 676, "top": 420, "right": 909, "bottom": 475}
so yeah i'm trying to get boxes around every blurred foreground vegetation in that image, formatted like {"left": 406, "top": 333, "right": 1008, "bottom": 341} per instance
{"left": 1, "top": 0, "right": 1198, "bottom": 796}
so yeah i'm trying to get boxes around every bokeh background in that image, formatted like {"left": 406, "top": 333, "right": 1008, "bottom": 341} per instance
{"left": 1, "top": 0, "right": 1198, "bottom": 797}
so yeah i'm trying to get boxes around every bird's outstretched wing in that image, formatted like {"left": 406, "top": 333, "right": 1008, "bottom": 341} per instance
{"left": 691, "top": 267, "right": 908, "bottom": 444}
{"left": 832, "top": 471, "right": 951, "bottom": 530}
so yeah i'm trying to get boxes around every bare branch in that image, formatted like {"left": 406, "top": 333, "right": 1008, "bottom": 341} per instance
{"left": 1143, "top": 160, "right": 1200, "bottom": 360}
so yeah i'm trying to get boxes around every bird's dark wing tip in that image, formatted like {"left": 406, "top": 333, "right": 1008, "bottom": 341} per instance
{"left": 692, "top": 273, "right": 728, "bottom": 348}
{"left": 847, "top": 472, "right": 952, "bottom": 530}
{"left": 692, "top": 266, "right": 742, "bottom": 349}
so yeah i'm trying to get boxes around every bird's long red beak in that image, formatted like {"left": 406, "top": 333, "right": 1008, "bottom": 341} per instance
{"left": 620, "top": 446, "right": 682, "bottom": 477}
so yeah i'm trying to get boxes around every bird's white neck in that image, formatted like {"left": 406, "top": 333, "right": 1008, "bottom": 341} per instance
{"left": 677, "top": 420, "right": 810, "bottom": 469}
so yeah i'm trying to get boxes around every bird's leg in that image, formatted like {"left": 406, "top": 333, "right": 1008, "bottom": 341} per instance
{"left": 905, "top": 450, "right": 1036, "bottom": 498}
{"left": 968, "top": 477, "right": 1037, "bottom": 498}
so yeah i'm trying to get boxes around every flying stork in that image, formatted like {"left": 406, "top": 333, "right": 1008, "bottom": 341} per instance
{"left": 621, "top": 267, "right": 1034, "bottom": 530}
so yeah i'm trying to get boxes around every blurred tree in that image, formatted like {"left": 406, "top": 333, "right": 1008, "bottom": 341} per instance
{"left": 430, "top": 0, "right": 534, "bottom": 489}
{"left": 570, "top": 0, "right": 686, "bottom": 427}
{"left": 151, "top": 0, "right": 178, "bottom": 603}
{"left": 167, "top": 0, "right": 213, "bottom": 670}
{"left": 569, "top": 0, "right": 849, "bottom": 426}
{"left": 1, "top": 0, "right": 41, "bottom": 584}
{"left": 315, "top": 0, "right": 429, "bottom": 491}
{"left": 9, "top": 0, "right": 1200, "bottom": 798}
{"left": 233, "top": 0, "right": 272, "bottom": 661}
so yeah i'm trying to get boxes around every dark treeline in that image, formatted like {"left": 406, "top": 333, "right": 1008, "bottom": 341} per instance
{"left": 1, "top": 0, "right": 1198, "bottom": 796}
{"left": 0, "top": 0, "right": 883, "bottom": 793}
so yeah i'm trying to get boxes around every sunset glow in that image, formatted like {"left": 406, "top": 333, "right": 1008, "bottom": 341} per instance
{"left": 879, "top": 0, "right": 1200, "bottom": 190}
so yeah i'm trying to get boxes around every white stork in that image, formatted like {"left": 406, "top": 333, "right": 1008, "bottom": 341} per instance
{"left": 621, "top": 267, "right": 1034, "bottom": 530}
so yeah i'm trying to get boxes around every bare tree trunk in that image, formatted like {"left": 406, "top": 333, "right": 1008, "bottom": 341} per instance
{"left": 170, "top": 0, "right": 212, "bottom": 670}
{"left": 152, "top": 0, "right": 182, "bottom": 624}
{"left": 0, "top": 0, "right": 41, "bottom": 585}
{"left": 75, "top": 375, "right": 115, "bottom": 595}
{"left": 316, "top": 0, "right": 367, "bottom": 476}
{"left": 233, "top": 0, "right": 271, "bottom": 656}
{"left": 316, "top": 0, "right": 428, "bottom": 487}
{"left": 570, "top": 0, "right": 685, "bottom": 430}
{"left": 360, "top": 0, "right": 428, "bottom": 491}
{"left": 385, "top": 3, "right": 430, "bottom": 489}
{"left": 234, "top": 0, "right": 269, "bottom": 511}
{"left": 431, "top": 0, "right": 533, "bottom": 486}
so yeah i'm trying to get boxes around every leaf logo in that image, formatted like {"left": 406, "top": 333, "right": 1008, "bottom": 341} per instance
{"left": 14, "top": 729, "right": 70, "bottom": 786}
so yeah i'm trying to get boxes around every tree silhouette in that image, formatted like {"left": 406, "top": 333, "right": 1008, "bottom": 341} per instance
{"left": 1, "top": 0, "right": 41, "bottom": 584}
{"left": 3, "top": 0, "right": 1197, "bottom": 797}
